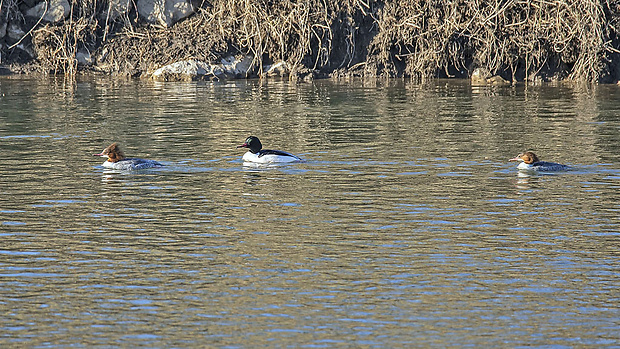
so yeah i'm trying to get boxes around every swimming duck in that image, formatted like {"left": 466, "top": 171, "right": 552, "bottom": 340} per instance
{"left": 509, "top": 151, "right": 569, "bottom": 172}
{"left": 236, "top": 136, "right": 302, "bottom": 164}
{"left": 94, "top": 143, "right": 163, "bottom": 170}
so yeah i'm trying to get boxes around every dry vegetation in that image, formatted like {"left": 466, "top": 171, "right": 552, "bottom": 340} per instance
{"left": 3, "top": 0, "right": 620, "bottom": 82}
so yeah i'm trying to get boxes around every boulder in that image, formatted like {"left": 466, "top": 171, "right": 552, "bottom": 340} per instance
{"left": 26, "top": 0, "right": 71, "bottom": 23}
{"left": 262, "top": 61, "right": 289, "bottom": 77}
{"left": 76, "top": 50, "right": 93, "bottom": 66}
{"left": 471, "top": 67, "right": 509, "bottom": 86}
{"left": 150, "top": 55, "right": 254, "bottom": 81}
{"left": 220, "top": 55, "right": 253, "bottom": 78}
{"left": 0, "top": 65, "right": 11, "bottom": 75}
{"left": 7, "top": 23, "right": 25, "bottom": 41}
{"left": 137, "top": 0, "right": 194, "bottom": 27}
{"left": 0, "top": 21, "right": 7, "bottom": 39}
{"left": 151, "top": 60, "right": 214, "bottom": 81}
{"left": 470, "top": 67, "right": 491, "bottom": 85}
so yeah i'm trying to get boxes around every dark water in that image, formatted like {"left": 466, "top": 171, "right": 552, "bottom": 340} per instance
{"left": 0, "top": 77, "right": 618, "bottom": 347}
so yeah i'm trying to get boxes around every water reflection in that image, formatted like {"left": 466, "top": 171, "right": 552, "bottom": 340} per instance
{"left": 0, "top": 77, "right": 618, "bottom": 347}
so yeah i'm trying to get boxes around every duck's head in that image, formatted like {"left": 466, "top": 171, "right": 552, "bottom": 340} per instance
{"left": 237, "top": 136, "right": 263, "bottom": 154}
{"left": 94, "top": 143, "right": 126, "bottom": 163}
{"left": 509, "top": 151, "right": 539, "bottom": 164}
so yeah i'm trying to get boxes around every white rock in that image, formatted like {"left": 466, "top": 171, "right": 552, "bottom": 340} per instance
{"left": 26, "top": 0, "right": 70, "bottom": 23}
{"left": 151, "top": 60, "right": 212, "bottom": 81}
{"left": 137, "top": 0, "right": 194, "bottom": 27}
{"left": 151, "top": 56, "right": 254, "bottom": 81}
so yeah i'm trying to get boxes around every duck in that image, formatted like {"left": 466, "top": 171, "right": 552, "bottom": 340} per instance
{"left": 94, "top": 143, "right": 163, "bottom": 170}
{"left": 509, "top": 151, "right": 569, "bottom": 172}
{"left": 236, "top": 136, "right": 302, "bottom": 164}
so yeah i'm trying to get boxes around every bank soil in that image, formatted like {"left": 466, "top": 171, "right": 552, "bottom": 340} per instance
{"left": 2, "top": 0, "right": 620, "bottom": 82}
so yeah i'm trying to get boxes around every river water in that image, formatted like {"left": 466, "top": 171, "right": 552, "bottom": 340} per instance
{"left": 0, "top": 77, "right": 618, "bottom": 347}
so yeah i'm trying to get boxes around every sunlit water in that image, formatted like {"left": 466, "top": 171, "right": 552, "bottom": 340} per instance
{"left": 0, "top": 77, "right": 618, "bottom": 347}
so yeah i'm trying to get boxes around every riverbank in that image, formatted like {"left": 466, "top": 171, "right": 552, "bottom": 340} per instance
{"left": 1, "top": 0, "right": 619, "bottom": 83}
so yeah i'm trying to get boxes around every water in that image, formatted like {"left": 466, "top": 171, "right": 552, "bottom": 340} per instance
{"left": 0, "top": 77, "right": 619, "bottom": 347}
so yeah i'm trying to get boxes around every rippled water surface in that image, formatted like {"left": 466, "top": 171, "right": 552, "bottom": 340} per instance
{"left": 0, "top": 77, "right": 619, "bottom": 347}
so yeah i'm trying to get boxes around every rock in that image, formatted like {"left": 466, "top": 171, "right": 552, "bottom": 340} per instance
{"left": 7, "top": 23, "right": 25, "bottom": 41}
{"left": 471, "top": 67, "right": 510, "bottom": 86}
{"left": 292, "top": 67, "right": 315, "bottom": 82}
{"left": 22, "top": 0, "right": 38, "bottom": 7}
{"left": 26, "top": 0, "right": 71, "bottom": 23}
{"left": 263, "top": 61, "right": 289, "bottom": 77}
{"left": 150, "top": 55, "right": 254, "bottom": 81}
{"left": 0, "top": 65, "right": 12, "bottom": 75}
{"left": 471, "top": 67, "right": 491, "bottom": 85}
{"left": 151, "top": 59, "right": 213, "bottom": 81}
{"left": 16, "top": 44, "right": 36, "bottom": 59}
{"left": 220, "top": 55, "right": 253, "bottom": 78}
{"left": 76, "top": 50, "right": 93, "bottom": 65}
{"left": 486, "top": 75, "right": 510, "bottom": 86}
{"left": 137, "top": 0, "right": 194, "bottom": 27}
{"left": 0, "top": 21, "right": 7, "bottom": 39}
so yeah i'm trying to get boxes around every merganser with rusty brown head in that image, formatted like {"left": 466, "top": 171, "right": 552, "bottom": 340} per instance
{"left": 94, "top": 143, "right": 163, "bottom": 170}
{"left": 509, "top": 151, "right": 569, "bottom": 172}
{"left": 236, "top": 136, "right": 302, "bottom": 164}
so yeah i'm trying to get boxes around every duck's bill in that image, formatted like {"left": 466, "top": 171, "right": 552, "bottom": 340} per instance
{"left": 237, "top": 143, "right": 249, "bottom": 148}
{"left": 508, "top": 156, "right": 521, "bottom": 162}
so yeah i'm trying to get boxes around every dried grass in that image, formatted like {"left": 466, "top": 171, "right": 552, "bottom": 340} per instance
{"left": 2, "top": 0, "right": 619, "bottom": 82}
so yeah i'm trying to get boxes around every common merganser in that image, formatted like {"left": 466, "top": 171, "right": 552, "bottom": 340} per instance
{"left": 509, "top": 151, "right": 569, "bottom": 172}
{"left": 236, "top": 136, "right": 302, "bottom": 163}
{"left": 94, "top": 143, "right": 163, "bottom": 170}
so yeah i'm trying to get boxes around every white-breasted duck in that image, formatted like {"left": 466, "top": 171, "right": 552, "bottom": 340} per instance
{"left": 236, "top": 136, "right": 302, "bottom": 164}
{"left": 94, "top": 143, "right": 163, "bottom": 170}
{"left": 509, "top": 151, "right": 569, "bottom": 172}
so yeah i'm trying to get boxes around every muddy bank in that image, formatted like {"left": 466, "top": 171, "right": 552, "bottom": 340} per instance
{"left": 1, "top": 0, "right": 620, "bottom": 83}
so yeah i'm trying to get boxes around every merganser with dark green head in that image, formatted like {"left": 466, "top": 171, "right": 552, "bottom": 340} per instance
{"left": 236, "top": 136, "right": 302, "bottom": 164}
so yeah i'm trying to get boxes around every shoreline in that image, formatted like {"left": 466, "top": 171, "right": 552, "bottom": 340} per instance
{"left": 2, "top": 0, "right": 619, "bottom": 83}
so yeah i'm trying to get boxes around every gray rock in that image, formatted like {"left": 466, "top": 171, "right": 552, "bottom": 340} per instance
{"left": 263, "top": 61, "right": 289, "bottom": 77}
{"left": 0, "top": 20, "right": 7, "bottom": 39}
{"left": 220, "top": 55, "right": 253, "bottom": 78}
{"left": 151, "top": 60, "right": 213, "bottom": 81}
{"left": 7, "top": 23, "right": 25, "bottom": 41}
{"left": 76, "top": 50, "right": 93, "bottom": 65}
{"left": 137, "top": 0, "right": 194, "bottom": 27}
{"left": 150, "top": 55, "right": 254, "bottom": 81}
{"left": 471, "top": 67, "right": 509, "bottom": 86}
{"left": 26, "top": 0, "right": 70, "bottom": 23}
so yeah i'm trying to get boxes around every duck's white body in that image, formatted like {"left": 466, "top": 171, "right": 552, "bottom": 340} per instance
{"left": 237, "top": 136, "right": 302, "bottom": 164}
{"left": 242, "top": 150, "right": 301, "bottom": 164}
